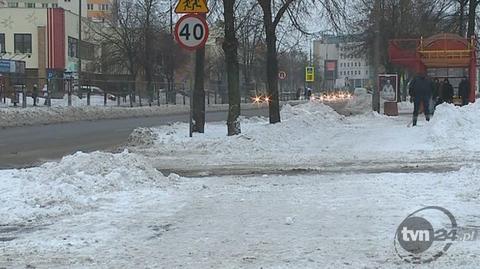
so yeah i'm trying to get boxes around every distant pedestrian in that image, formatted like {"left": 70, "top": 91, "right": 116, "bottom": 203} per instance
{"left": 296, "top": 88, "right": 302, "bottom": 100}
{"left": 306, "top": 87, "right": 312, "bottom": 100}
{"left": 32, "top": 84, "right": 39, "bottom": 106}
{"left": 458, "top": 76, "right": 469, "bottom": 106}
{"left": 409, "top": 73, "right": 433, "bottom": 126}
{"left": 441, "top": 78, "right": 454, "bottom": 104}
{"left": 430, "top": 78, "right": 440, "bottom": 114}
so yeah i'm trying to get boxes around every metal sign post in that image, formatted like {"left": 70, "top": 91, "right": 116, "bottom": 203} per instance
{"left": 47, "top": 69, "right": 54, "bottom": 107}
{"left": 189, "top": 85, "right": 193, "bottom": 137}
{"left": 175, "top": 0, "right": 209, "bottom": 137}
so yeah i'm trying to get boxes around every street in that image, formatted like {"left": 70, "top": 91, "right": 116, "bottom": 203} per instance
{"left": 0, "top": 108, "right": 269, "bottom": 169}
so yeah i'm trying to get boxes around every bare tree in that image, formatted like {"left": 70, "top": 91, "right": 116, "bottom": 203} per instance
{"left": 467, "top": 0, "right": 480, "bottom": 38}
{"left": 137, "top": 0, "right": 159, "bottom": 105}
{"left": 257, "top": 0, "right": 296, "bottom": 124}
{"left": 87, "top": 0, "right": 143, "bottom": 101}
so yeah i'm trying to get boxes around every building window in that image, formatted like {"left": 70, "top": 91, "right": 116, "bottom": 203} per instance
{"left": 65, "top": 0, "right": 71, "bottom": 2}
{"left": 0, "top": 34, "right": 5, "bottom": 53}
{"left": 68, "top": 37, "right": 78, "bottom": 58}
{"left": 8, "top": 2, "right": 18, "bottom": 7}
{"left": 87, "top": 4, "right": 93, "bottom": 10}
{"left": 80, "top": 40, "right": 95, "bottom": 60}
{"left": 52, "top": 3, "right": 58, "bottom": 8}
{"left": 26, "top": 2, "right": 35, "bottom": 8}
{"left": 14, "top": 34, "right": 32, "bottom": 54}
{"left": 42, "top": 3, "right": 48, "bottom": 8}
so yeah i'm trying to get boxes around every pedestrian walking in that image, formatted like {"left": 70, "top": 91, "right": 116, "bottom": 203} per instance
{"left": 32, "top": 84, "right": 39, "bottom": 106}
{"left": 458, "top": 76, "right": 469, "bottom": 106}
{"left": 409, "top": 72, "right": 433, "bottom": 126}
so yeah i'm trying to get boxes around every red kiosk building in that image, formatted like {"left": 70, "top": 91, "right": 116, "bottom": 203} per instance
{"left": 389, "top": 33, "right": 477, "bottom": 103}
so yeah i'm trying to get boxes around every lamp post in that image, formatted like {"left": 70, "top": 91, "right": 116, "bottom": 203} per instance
{"left": 78, "top": 0, "right": 82, "bottom": 91}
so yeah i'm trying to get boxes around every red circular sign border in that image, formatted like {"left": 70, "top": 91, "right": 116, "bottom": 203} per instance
{"left": 175, "top": 14, "right": 210, "bottom": 51}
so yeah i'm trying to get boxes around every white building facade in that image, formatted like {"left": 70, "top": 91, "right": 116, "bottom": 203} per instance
{"left": 0, "top": 2, "right": 100, "bottom": 91}
{"left": 313, "top": 35, "right": 372, "bottom": 89}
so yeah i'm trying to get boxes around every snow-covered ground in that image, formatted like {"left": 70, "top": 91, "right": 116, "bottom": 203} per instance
{"left": 1, "top": 101, "right": 480, "bottom": 268}
{"left": 132, "top": 101, "right": 480, "bottom": 175}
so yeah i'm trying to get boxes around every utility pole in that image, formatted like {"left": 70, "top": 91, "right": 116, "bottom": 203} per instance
{"left": 170, "top": 0, "right": 173, "bottom": 35}
{"left": 78, "top": 0, "right": 82, "bottom": 91}
{"left": 373, "top": 0, "right": 381, "bottom": 113}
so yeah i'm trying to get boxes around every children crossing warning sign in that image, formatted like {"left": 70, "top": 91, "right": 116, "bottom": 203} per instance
{"left": 175, "top": 0, "right": 209, "bottom": 14}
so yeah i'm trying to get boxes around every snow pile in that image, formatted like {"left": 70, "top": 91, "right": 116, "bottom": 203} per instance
{"left": 0, "top": 150, "right": 167, "bottom": 225}
{"left": 280, "top": 102, "right": 344, "bottom": 124}
{"left": 149, "top": 102, "right": 347, "bottom": 159}
{"left": 344, "top": 89, "right": 372, "bottom": 115}
{"left": 428, "top": 102, "right": 480, "bottom": 150}
{"left": 127, "top": 127, "right": 158, "bottom": 147}
{"left": 0, "top": 102, "right": 275, "bottom": 128}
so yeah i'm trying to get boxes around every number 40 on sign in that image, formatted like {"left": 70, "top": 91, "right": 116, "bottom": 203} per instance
{"left": 175, "top": 14, "right": 209, "bottom": 50}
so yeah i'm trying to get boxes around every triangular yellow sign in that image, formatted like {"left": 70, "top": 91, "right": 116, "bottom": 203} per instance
{"left": 175, "top": 0, "right": 209, "bottom": 14}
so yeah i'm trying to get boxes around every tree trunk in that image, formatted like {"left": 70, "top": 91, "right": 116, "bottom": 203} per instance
{"left": 262, "top": 4, "right": 281, "bottom": 124}
{"left": 193, "top": 32, "right": 206, "bottom": 133}
{"left": 223, "top": 0, "right": 241, "bottom": 136}
{"left": 467, "top": 0, "right": 477, "bottom": 39}
{"left": 460, "top": 2, "right": 467, "bottom": 37}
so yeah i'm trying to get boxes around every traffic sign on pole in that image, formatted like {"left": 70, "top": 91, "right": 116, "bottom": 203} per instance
{"left": 175, "top": 14, "right": 209, "bottom": 50}
{"left": 278, "top": 71, "right": 287, "bottom": 80}
{"left": 175, "top": 0, "right": 209, "bottom": 14}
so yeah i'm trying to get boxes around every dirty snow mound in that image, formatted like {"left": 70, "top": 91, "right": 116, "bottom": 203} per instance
{"left": 344, "top": 90, "right": 372, "bottom": 115}
{"left": 0, "top": 150, "right": 166, "bottom": 225}
{"left": 128, "top": 127, "right": 158, "bottom": 147}
{"left": 280, "top": 102, "right": 344, "bottom": 124}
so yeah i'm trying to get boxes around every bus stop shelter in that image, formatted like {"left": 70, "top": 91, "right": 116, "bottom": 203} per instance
{"left": 388, "top": 33, "right": 477, "bottom": 103}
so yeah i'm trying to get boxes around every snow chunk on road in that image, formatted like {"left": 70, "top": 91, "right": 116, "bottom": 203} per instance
{"left": 0, "top": 150, "right": 167, "bottom": 225}
{"left": 127, "top": 127, "right": 158, "bottom": 147}
{"left": 281, "top": 102, "right": 344, "bottom": 124}
{"left": 344, "top": 90, "right": 372, "bottom": 115}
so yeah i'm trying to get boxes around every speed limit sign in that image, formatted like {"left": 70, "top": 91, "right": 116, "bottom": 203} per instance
{"left": 175, "top": 14, "right": 209, "bottom": 50}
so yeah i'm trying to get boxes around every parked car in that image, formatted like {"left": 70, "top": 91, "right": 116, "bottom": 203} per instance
{"left": 73, "top": 86, "right": 115, "bottom": 100}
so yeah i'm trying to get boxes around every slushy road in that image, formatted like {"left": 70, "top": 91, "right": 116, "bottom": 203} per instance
{"left": 0, "top": 108, "right": 269, "bottom": 169}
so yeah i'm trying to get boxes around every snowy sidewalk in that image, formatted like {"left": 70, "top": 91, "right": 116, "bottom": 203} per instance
{"left": 1, "top": 169, "right": 479, "bottom": 268}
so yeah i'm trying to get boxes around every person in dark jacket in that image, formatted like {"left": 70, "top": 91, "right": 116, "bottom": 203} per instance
{"left": 32, "top": 84, "right": 39, "bottom": 106}
{"left": 432, "top": 78, "right": 440, "bottom": 105}
{"left": 441, "top": 78, "right": 454, "bottom": 104}
{"left": 409, "top": 73, "right": 433, "bottom": 126}
{"left": 458, "top": 76, "right": 469, "bottom": 106}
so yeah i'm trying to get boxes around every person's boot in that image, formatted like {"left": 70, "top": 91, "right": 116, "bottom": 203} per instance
{"left": 413, "top": 116, "right": 418, "bottom": 126}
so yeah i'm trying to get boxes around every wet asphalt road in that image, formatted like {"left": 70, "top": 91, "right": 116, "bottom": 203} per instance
{"left": 0, "top": 108, "right": 269, "bottom": 169}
